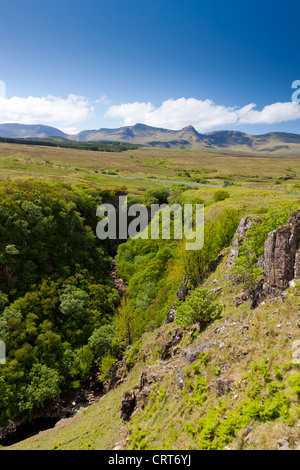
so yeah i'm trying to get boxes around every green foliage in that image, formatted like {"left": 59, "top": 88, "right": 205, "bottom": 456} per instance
{"left": 115, "top": 207, "right": 239, "bottom": 343}
{"left": 98, "top": 354, "right": 118, "bottom": 382}
{"left": 126, "top": 340, "right": 142, "bottom": 370}
{"left": 183, "top": 208, "right": 240, "bottom": 286}
{"left": 88, "top": 324, "right": 119, "bottom": 359}
{"left": 19, "top": 364, "right": 61, "bottom": 413}
{"left": 184, "top": 359, "right": 298, "bottom": 450}
{"left": 176, "top": 286, "right": 222, "bottom": 329}
{"left": 230, "top": 255, "right": 263, "bottom": 299}
{"left": 59, "top": 285, "right": 88, "bottom": 319}
{"left": 76, "top": 345, "right": 94, "bottom": 376}
{"left": 213, "top": 190, "right": 230, "bottom": 202}
{"left": 0, "top": 180, "right": 121, "bottom": 424}
{"left": 0, "top": 136, "right": 139, "bottom": 152}
{"left": 144, "top": 187, "right": 170, "bottom": 206}
{"left": 243, "top": 203, "right": 298, "bottom": 258}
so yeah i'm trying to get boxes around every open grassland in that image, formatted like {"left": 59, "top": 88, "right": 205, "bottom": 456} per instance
{"left": 0, "top": 142, "right": 300, "bottom": 192}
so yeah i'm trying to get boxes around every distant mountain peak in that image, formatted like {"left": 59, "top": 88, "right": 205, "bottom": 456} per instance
{"left": 182, "top": 125, "right": 197, "bottom": 131}
{"left": 1, "top": 122, "right": 300, "bottom": 155}
{"left": 131, "top": 123, "right": 150, "bottom": 129}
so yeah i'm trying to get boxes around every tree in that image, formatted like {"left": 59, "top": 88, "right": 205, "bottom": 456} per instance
{"left": 176, "top": 286, "right": 222, "bottom": 330}
{"left": 76, "top": 345, "right": 94, "bottom": 376}
{"left": 20, "top": 363, "right": 61, "bottom": 412}
{"left": 113, "top": 297, "right": 138, "bottom": 346}
{"left": 88, "top": 324, "right": 119, "bottom": 359}
{"left": 59, "top": 285, "right": 88, "bottom": 319}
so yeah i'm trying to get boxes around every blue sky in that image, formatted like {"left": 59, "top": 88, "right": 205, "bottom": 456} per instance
{"left": 1, "top": 0, "right": 300, "bottom": 134}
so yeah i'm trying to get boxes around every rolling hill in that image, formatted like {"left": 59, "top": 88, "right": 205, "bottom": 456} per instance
{"left": 1, "top": 122, "right": 300, "bottom": 155}
{"left": 0, "top": 123, "right": 67, "bottom": 139}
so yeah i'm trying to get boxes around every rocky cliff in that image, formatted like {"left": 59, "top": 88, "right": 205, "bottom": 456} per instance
{"left": 263, "top": 209, "right": 300, "bottom": 297}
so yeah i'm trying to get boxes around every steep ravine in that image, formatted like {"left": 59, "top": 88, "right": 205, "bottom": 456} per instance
{"left": 0, "top": 258, "right": 126, "bottom": 447}
{"left": 3, "top": 208, "right": 300, "bottom": 449}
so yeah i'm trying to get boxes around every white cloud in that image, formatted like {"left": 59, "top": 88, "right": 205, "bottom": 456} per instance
{"left": 95, "top": 94, "right": 112, "bottom": 106}
{"left": 105, "top": 97, "right": 300, "bottom": 131}
{"left": 0, "top": 93, "right": 94, "bottom": 126}
{"left": 59, "top": 126, "right": 80, "bottom": 135}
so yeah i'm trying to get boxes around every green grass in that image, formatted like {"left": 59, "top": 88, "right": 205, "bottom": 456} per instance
{"left": 2, "top": 141, "right": 300, "bottom": 192}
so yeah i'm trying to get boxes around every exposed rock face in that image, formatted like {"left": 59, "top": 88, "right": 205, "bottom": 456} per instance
{"left": 165, "top": 302, "right": 176, "bottom": 324}
{"left": 105, "top": 357, "right": 128, "bottom": 391}
{"left": 226, "top": 216, "right": 253, "bottom": 273}
{"left": 228, "top": 209, "right": 300, "bottom": 303}
{"left": 120, "top": 389, "right": 136, "bottom": 421}
{"left": 176, "top": 276, "right": 189, "bottom": 301}
{"left": 110, "top": 259, "right": 126, "bottom": 296}
{"left": 263, "top": 210, "right": 300, "bottom": 297}
{"left": 158, "top": 328, "right": 183, "bottom": 360}
{"left": 139, "top": 367, "right": 161, "bottom": 390}
{"left": 135, "top": 366, "right": 164, "bottom": 408}
{"left": 182, "top": 343, "right": 213, "bottom": 365}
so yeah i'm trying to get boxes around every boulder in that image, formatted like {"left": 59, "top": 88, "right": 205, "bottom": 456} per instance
{"left": 139, "top": 367, "right": 161, "bottom": 390}
{"left": 212, "top": 378, "right": 234, "bottom": 397}
{"left": 182, "top": 343, "right": 213, "bottom": 365}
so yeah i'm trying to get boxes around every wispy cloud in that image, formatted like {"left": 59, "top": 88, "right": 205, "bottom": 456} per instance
{"left": 106, "top": 97, "right": 300, "bottom": 131}
{"left": 0, "top": 93, "right": 94, "bottom": 126}
{"left": 95, "top": 94, "right": 112, "bottom": 106}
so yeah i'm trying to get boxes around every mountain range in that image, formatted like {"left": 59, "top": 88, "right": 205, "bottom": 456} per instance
{"left": 1, "top": 122, "right": 300, "bottom": 155}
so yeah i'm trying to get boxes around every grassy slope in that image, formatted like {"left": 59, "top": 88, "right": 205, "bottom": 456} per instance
{"left": 1, "top": 142, "right": 300, "bottom": 192}
{"left": 6, "top": 188, "right": 300, "bottom": 451}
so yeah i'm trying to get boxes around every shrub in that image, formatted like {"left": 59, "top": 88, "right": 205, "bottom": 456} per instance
{"left": 213, "top": 190, "right": 230, "bottom": 202}
{"left": 126, "top": 340, "right": 142, "bottom": 370}
{"left": 144, "top": 187, "right": 170, "bottom": 205}
{"left": 98, "top": 354, "right": 118, "bottom": 381}
{"left": 176, "top": 286, "right": 222, "bottom": 329}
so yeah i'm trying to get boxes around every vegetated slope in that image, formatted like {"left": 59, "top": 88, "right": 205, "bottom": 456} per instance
{"left": 2, "top": 122, "right": 300, "bottom": 155}
{"left": 7, "top": 189, "right": 300, "bottom": 451}
{"left": 72, "top": 124, "right": 300, "bottom": 155}
{"left": 0, "top": 124, "right": 67, "bottom": 139}
{"left": 70, "top": 124, "right": 300, "bottom": 155}
{"left": 0, "top": 180, "right": 128, "bottom": 430}
{"left": 0, "top": 136, "right": 139, "bottom": 152}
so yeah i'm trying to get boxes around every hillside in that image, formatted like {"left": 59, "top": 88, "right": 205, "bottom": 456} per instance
{"left": 4, "top": 186, "right": 300, "bottom": 451}
{"left": 0, "top": 124, "right": 67, "bottom": 139}
{"left": 1, "top": 123, "right": 300, "bottom": 155}
{"left": 70, "top": 124, "right": 300, "bottom": 155}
